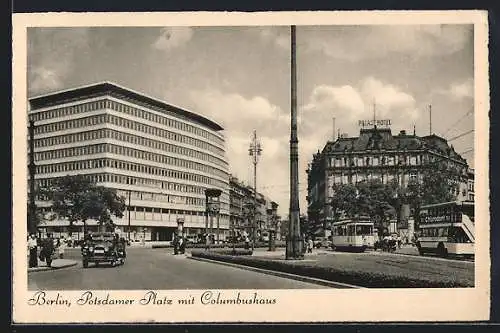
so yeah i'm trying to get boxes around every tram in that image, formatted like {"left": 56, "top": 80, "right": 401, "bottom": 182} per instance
{"left": 331, "top": 216, "right": 375, "bottom": 252}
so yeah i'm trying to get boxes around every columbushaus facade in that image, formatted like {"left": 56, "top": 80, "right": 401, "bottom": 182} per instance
{"left": 28, "top": 82, "right": 230, "bottom": 241}
{"left": 306, "top": 126, "right": 472, "bottom": 234}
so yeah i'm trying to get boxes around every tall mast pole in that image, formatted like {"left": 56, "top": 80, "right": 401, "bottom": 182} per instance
{"left": 28, "top": 119, "right": 37, "bottom": 235}
{"left": 429, "top": 104, "right": 432, "bottom": 135}
{"left": 249, "top": 129, "right": 262, "bottom": 251}
{"left": 286, "top": 25, "right": 303, "bottom": 259}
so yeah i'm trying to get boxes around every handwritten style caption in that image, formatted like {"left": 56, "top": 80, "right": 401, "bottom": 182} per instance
{"left": 28, "top": 290, "right": 278, "bottom": 308}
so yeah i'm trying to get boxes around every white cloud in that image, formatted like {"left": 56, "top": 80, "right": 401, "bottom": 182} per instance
{"left": 435, "top": 78, "right": 474, "bottom": 100}
{"left": 29, "top": 67, "right": 62, "bottom": 93}
{"left": 189, "top": 89, "right": 288, "bottom": 132}
{"left": 360, "top": 77, "right": 417, "bottom": 119}
{"left": 28, "top": 28, "right": 90, "bottom": 94}
{"left": 300, "top": 77, "right": 419, "bottom": 149}
{"left": 303, "top": 84, "right": 365, "bottom": 116}
{"left": 153, "top": 27, "right": 193, "bottom": 51}
{"left": 449, "top": 79, "right": 474, "bottom": 99}
{"left": 254, "top": 27, "right": 290, "bottom": 50}
{"left": 189, "top": 88, "right": 292, "bottom": 214}
{"left": 304, "top": 25, "right": 472, "bottom": 62}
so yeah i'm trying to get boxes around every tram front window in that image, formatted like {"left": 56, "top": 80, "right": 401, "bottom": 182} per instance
{"left": 355, "top": 225, "right": 372, "bottom": 235}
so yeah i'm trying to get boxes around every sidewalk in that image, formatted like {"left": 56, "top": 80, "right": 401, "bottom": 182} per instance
{"left": 28, "top": 258, "right": 78, "bottom": 273}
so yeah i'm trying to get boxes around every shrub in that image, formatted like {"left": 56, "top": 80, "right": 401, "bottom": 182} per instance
{"left": 191, "top": 252, "right": 471, "bottom": 288}
{"left": 191, "top": 249, "right": 252, "bottom": 256}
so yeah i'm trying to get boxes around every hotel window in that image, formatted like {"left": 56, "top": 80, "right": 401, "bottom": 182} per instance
{"left": 373, "top": 157, "right": 379, "bottom": 166}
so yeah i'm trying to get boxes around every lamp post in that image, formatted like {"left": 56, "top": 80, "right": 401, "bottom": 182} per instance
{"left": 216, "top": 195, "right": 221, "bottom": 244}
{"left": 204, "top": 188, "right": 222, "bottom": 250}
{"left": 249, "top": 130, "right": 262, "bottom": 250}
{"left": 286, "top": 25, "right": 303, "bottom": 259}
{"left": 127, "top": 177, "right": 132, "bottom": 242}
{"left": 28, "top": 119, "right": 37, "bottom": 235}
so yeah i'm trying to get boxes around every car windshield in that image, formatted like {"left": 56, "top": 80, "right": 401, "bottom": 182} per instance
{"left": 90, "top": 234, "right": 114, "bottom": 242}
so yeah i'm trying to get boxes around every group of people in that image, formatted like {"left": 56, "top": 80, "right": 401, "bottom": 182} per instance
{"left": 27, "top": 233, "right": 67, "bottom": 268}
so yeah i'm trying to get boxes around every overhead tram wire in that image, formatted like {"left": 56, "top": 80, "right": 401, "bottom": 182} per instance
{"left": 448, "top": 129, "right": 474, "bottom": 142}
{"left": 442, "top": 109, "right": 474, "bottom": 136}
{"left": 459, "top": 148, "right": 474, "bottom": 155}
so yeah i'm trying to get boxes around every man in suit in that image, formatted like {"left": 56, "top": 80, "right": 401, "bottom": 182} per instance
{"left": 28, "top": 233, "right": 38, "bottom": 268}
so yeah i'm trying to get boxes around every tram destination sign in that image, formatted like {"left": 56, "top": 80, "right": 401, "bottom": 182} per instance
{"left": 358, "top": 119, "right": 391, "bottom": 127}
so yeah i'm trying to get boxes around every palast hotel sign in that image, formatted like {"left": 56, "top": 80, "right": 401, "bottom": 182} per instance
{"left": 358, "top": 119, "right": 391, "bottom": 127}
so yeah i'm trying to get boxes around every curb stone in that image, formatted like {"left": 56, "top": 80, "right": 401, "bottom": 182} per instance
{"left": 28, "top": 260, "right": 78, "bottom": 273}
{"left": 188, "top": 255, "right": 363, "bottom": 289}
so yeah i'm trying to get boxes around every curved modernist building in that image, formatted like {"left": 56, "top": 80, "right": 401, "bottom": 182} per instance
{"left": 28, "top": 82, "right": 230, "bottom": 241}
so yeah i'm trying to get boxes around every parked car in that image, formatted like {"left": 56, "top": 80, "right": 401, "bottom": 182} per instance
{"left": 185, "top": 235, "right": 198, "bottom": 245}
{"left": 313, "top": 237, "right": 332, "bottom": 249}
{"left": 81, "top": 232, "right": 126, "bottom": 268}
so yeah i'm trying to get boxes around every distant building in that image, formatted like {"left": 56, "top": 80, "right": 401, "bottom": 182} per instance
{"left": 467, "top": 168, "right": 475, "bottom": 201}
{"left": 306, "top": 126, "right": 473, "bottom": 235}
{"left": 28, "top": 82, "right": 230, "bottom": 241}
{"left": 229, "top": 175, "right": 279, "bottom": 239}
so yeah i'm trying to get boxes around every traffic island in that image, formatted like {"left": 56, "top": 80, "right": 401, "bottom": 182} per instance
{"left": 190, "top": 251, "right": 474, "bottom": 288}
{"left": 28, "top": 259, "right": 78, "bottom": 273}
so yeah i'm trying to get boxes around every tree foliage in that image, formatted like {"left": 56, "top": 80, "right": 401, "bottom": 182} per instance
{"left": 327, "top": 159, "right": 464, "bottom": 233}
{"left": 40, "top": 175, "right": 126, "bottom": 233}
{"left": 403, "top": 160, "right": 461, "bottom": 227}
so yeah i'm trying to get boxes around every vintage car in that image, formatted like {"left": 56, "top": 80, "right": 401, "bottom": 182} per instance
{"left": 81, "top": 232, "right": 126, "bottom": 268}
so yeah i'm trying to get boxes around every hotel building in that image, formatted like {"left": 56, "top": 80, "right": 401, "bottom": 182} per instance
{"left": 306, "top": 125, "right": 473, "bottom": 235}
{"left": 28, "top": 82, "right": 230, "bottom": 241}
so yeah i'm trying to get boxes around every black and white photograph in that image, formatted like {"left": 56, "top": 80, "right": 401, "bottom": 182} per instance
{"left": 12, "top": 11, "right": 490, "bottom": 323}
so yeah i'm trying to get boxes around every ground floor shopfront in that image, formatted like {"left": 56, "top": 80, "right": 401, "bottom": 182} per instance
{"left": 37, "top": 220, "right": 230, "bottom": 242}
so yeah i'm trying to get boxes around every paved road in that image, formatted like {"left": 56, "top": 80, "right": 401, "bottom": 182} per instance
{"left": 28, "top": 248, "right": 327, "bottom": 290}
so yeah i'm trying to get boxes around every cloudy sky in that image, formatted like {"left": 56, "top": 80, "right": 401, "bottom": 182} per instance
{"left": 27, "top": 25, "right": 474, "bottom": 216}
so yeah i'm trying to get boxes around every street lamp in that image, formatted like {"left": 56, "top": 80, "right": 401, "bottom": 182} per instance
{"left": 28, "top": 119, "right": 37, "bottom": 235}
{"left": 286, "top": 25, "right": 304, "bottom": 259}
{"left": 249, "top": 130, "right": 262, "bottom": 251}
{"left": 127, "top": 177, "right": 132, "bottom": 242}
{"left": 204, "top": 188, "right": 222, "bottom": 250}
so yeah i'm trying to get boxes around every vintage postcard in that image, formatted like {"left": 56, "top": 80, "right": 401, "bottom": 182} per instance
{"left": 12, "top": 11, "right": 490, "bottom": 323}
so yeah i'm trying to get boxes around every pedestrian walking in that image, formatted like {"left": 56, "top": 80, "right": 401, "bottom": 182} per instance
{"left": 40, "top": 233, "right": 55, "bottom": 267}
{"left": 307, "top": 238, "right": 313, "bottom": 253}
{"left": 57, "top": 238, "right": 66, "bottom": 259}
{"left": 28, "top": 233, "right": 38, "bottom": 268}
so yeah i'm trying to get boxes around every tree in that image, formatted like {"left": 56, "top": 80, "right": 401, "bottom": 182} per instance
{"left": 329, "top": 180, "right": 397, "bottom": 236}
{"left": 41, "top": 175, "right": 126, "bottom": 234}
{"left": 405, "top": 160, "right": 461, "bottom": 228}
{"left": 329, "top": 183, "right": 358, "bottom": 222}
{"left": 355, "top": 179, "right": 397, "bottom": 235}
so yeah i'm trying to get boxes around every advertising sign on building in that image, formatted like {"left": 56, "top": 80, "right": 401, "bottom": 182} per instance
{"left": 358, "top": 119, "right": 391, "bottom": 127}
